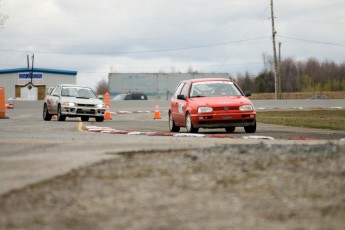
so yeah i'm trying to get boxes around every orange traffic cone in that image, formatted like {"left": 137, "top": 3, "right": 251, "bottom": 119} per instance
{"left": 104, "top": 92, "right": 112, "bottom": 120}
{"left": 105, "top": 106, "right": 112, "bottom": 120}
{"left": 153, "top": 102, "right": 161, "bottom": 119}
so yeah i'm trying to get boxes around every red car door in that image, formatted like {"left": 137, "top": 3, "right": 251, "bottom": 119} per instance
{"left": 170, "top": 82, "right": 184, "bottom": 124}
{"left": 174, "top": 82, "right": 190, "bottom": 126}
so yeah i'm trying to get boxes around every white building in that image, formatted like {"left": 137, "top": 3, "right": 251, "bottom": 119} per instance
{"left": 108, "top": 73, "right": 230, "bottom": 100}
{"left": 0, "top": 68, "right": 77, "bottom": 100}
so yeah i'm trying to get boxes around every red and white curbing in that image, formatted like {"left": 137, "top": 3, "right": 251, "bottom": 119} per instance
{"left": 86, "top": 126, "right": 207, "bottom": 138}
{"left": 111, "top": 110, "right": 152, "bottom": 115}
{"left": 86, "top": 126, "right": 115, "bottom": 132}
{"left": 85, "top": 126, "right": 344, "bottom": 141}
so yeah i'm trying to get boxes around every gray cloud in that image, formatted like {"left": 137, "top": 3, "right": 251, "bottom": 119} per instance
{"left": 0, "top": 0, "right": 344, "bottom": 88}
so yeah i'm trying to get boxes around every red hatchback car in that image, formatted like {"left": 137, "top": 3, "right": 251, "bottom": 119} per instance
{"left": 169, "top": 78, "right": 256, "bottom": 133}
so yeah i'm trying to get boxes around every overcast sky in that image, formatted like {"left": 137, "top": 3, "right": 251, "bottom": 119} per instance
{"left": 0, "top": 0, "right": 344, "bottom": 88}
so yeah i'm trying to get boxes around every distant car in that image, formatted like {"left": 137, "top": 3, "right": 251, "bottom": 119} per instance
{"left": 5, "top": 97, "right": 21, "bottom": 109}
{"left": 169, "top": 78, "right": 256, "bottom": 133}
{"left": 43, "top": 84, "right": 105, "bottom": 122}
{"left": 112, "top": 93, "right": 148, "bottom": 101}
{"left": 5, "top": 99, "right": 14, "bottom": 109}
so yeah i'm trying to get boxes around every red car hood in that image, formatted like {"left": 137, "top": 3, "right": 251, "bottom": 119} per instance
{"left": 188, "top": 96, "right": 253, "bottom": 107}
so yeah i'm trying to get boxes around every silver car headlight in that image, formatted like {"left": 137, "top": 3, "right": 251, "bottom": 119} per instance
{"left": 64, "top": 102, "right": 75, "bottom": 107}
{"left": 239, "top": 105, "right": 253, "bottom": 111}
{"left": 198, "top": 107, "right": 213, "bottom": 114}
{"left": 96, "top": 103, "right": 105, "bottom": 108}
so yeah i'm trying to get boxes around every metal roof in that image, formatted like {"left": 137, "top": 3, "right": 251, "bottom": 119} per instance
{"left": 0, "top": 68, "right": 77, "bottom": 75}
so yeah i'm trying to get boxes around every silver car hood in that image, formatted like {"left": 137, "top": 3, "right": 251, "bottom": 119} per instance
{"left": 61, "top": 97, "right": 103, "bottom": 105}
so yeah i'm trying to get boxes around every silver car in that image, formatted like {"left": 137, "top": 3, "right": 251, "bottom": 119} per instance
{"left": 43, "top": 84, "right": 105, "bottom": 122}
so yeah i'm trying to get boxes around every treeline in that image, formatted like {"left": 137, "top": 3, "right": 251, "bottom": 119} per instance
{"left": 236, "top": 58, "right": 345, "bottom": 93}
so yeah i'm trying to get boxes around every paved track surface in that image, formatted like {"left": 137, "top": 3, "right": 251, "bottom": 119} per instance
{"left": 1, "top": 100, "right": 345, "bottom": 195}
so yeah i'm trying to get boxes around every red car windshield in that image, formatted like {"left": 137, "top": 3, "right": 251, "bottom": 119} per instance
{"left": 189, "top": 81, "right": 243, "bottom": 98}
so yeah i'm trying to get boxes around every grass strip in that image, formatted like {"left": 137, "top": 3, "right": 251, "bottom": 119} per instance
{"left": 257, "top": 110, "right": 345, "bottom": 131}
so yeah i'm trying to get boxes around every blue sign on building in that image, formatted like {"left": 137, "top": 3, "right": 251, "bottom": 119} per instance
{"left": 19, "top": 73, "right": 43, "bottom": 79}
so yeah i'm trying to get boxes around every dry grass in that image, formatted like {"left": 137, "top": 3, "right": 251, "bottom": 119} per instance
{"left": 251, "top": 91, "right": 345, "bottom": 100}
{"left": 257, "top": 110, "right": 345, "bottom": 131}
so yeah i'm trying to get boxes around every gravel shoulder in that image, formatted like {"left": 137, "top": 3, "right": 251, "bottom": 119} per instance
{"left": 1, "top": 143, "right": 345, "bottom": 230}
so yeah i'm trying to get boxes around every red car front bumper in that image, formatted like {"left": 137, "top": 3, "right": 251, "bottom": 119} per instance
{"left": 190, "top": 112, "right": 256, "bottom": 128}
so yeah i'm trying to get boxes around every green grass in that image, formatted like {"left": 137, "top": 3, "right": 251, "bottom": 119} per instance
{"left": 257, "top": 110, "right": 345, "bottom": 131}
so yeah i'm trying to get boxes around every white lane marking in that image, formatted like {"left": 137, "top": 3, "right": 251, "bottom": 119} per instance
{"left": 78, "top": 121, "right": 84, "bottom": 132}
{"left": 174, "top": 133, "right": 205, "bottom": 138}
{"left": 100, "top": 130, "right": 116, "bottom": 133}
{"left": 242, "top": 135, "right": 275, "bottom": 140}
{"left": 127, "top": 131, "right": 155, "bottom": 135}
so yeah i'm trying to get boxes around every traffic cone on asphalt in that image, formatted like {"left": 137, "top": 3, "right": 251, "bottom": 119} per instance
{"left": 105, "top": 106, "right": 111, "bottom": 120}
{"left": 104, "top": 92, "right": 112, "bottom": 120}
{"left": 153, "top": 102, "right": 161, "bottom": 119}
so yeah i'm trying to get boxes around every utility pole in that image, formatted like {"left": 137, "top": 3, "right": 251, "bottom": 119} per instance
{"left": 270, "top": 0, "right": 279, "bottom": 100}
{"left": 26, "top": 54, "right": 35, "bottom": 85}
{"left": 278, "top": 42, "right": 282, "bottom": 99}
{"left": 30, "top": 54, "right": 35, "bottom": 85}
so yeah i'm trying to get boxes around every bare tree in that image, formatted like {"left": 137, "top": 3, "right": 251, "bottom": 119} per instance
{"left": 236, "top": 72, "right": 256, "bottom": 92}
{"left": 0, "top": 0, "right": 8, "bottom": 30}
{"left": 170, "top": 66, "right": 177, "bottom": 73}
{"left": 280, "top": 57, "right": 299, "bottom": 92}
{"left": 95, "top": 78, "right": 109, "bottom": 96}
{"left": 262, "top": 53, "right": 274, "bottom": 72}
{"left": 187, "top": 66, "right": 199, "bottom": 74}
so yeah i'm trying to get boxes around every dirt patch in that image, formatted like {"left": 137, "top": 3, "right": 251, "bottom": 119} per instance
{"left": 1, "top": 143, "right": 345, "bottom": 230}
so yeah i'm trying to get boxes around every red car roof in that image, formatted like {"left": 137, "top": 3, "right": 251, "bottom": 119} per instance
{"left": 185, "top": 78, "right": 233, "bottom": 83}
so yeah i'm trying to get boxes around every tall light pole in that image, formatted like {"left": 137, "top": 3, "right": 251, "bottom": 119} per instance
{"left": 270, "top": 0, "right": 279, "bottom": 100}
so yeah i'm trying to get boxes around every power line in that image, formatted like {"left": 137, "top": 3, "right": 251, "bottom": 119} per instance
{"left": 0, "top": 20, "right": 261, "bottom": 45}
{"left": 281, "top": 18, "right": 345, "bottom": 27}
{"left": 278, "top": 35, "right": 345, "bottom": 47}
{"left": 7, "top": 3, "right": 245, "bottom": 25}
{"left": 0, "top": 36, "right": 269, "bottom": 55}
{"left": 216, "top": 6, "right": 270, "bottom": 71}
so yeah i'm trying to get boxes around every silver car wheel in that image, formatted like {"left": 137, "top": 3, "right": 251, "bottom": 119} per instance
{"left": 186, "top": 114, "right": 192, "bottom": 131}
{"left": 185, "top": 113, "right": 198, "bottom": 133}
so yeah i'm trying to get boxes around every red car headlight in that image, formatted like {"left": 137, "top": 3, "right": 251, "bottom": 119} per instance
{"left": 239, "top": 105, "right": 254, "bottom": 111}
{"left": 198, "top": 107, "right": 213, "bottom": 114}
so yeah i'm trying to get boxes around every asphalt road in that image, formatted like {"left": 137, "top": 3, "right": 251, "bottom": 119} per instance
{"left": 0, "top": 100, "right": 344, "bottom": 196}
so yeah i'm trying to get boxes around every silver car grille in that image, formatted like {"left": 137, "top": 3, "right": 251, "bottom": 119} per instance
{"left": 76, "top": 103, "right": 95, "bottom": 107}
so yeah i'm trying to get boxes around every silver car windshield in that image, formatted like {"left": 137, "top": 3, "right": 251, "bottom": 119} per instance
{"left": 189, "top": 81, "right": 242, "bottom": 98}
{"left": 61, "top": 87, "right": 97, "bottom": 99}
